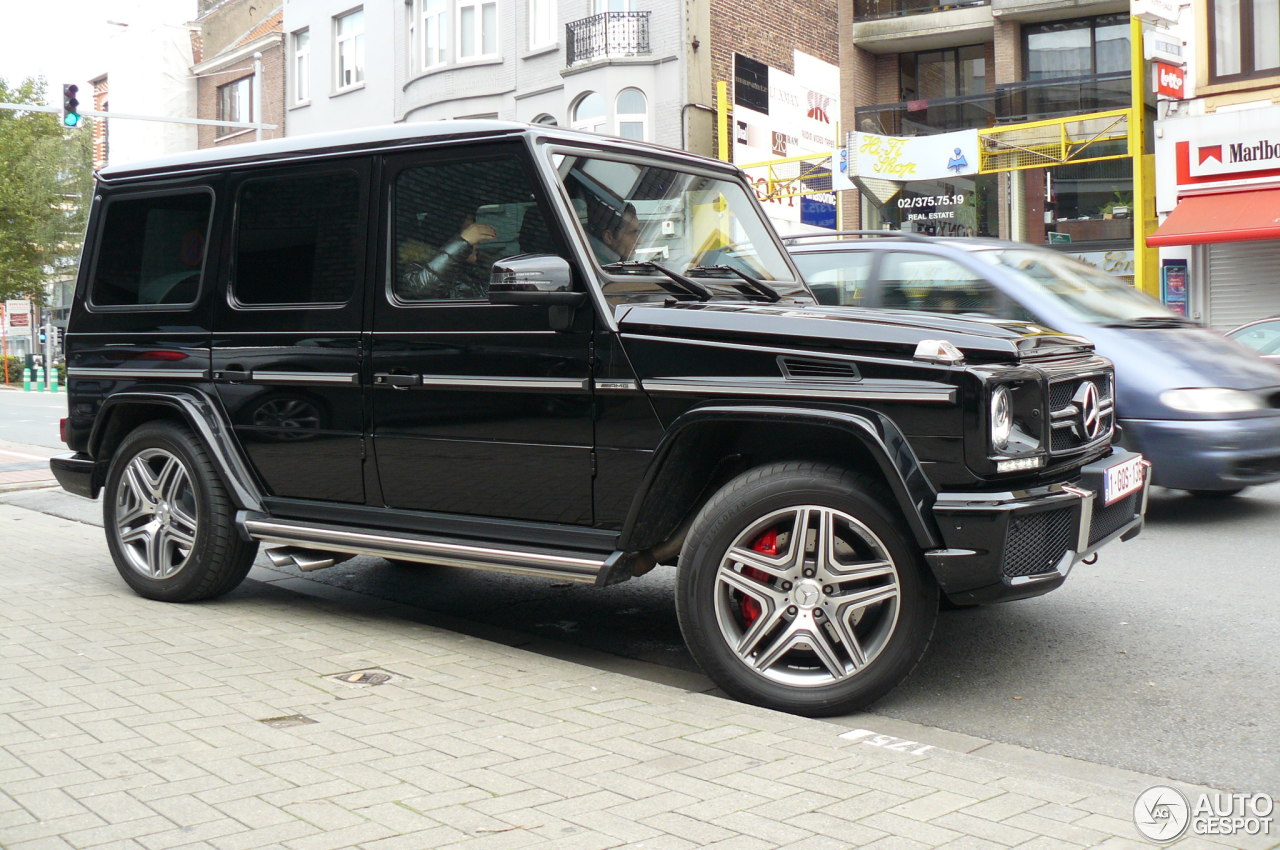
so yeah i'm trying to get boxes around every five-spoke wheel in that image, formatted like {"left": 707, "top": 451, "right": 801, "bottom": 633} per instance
{"left": 678, "top": 462, "right": 937, "bottom": 716}
{"left": 104, "top": 422, "right": 257, "bottom": 602}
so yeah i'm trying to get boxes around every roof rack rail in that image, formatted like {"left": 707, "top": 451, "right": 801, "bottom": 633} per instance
{"left": 781, "top": 229, "right": 936, "bottom": 244}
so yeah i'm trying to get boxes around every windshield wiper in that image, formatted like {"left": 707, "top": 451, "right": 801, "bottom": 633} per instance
{"left": 601, "top": 260, "right": 712, "bottom": 302}
{"left": 1101, "top": 316, "right": 1199, "bottom": 329}
{"left": 685, "top": 264, "right": 782, "bottom": 303}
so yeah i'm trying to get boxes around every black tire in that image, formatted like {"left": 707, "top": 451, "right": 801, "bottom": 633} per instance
{"left": 676, "top": 461, "right": 938, "bottom": 717}
{"left": 1185, "top": 488, "right": 1245, "bottom": 498}
{"left": 103, "top": 421, "right": 258, "bottom": 602}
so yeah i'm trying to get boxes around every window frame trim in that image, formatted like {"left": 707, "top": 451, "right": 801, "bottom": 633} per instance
{"left": 291, "top": 28, "right": 311, "bottom": 106}
{"left": 333, "top": 6, "right": 367, "bottom": 93}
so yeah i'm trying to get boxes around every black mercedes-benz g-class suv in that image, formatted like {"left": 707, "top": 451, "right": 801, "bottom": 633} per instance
{"left": 52, "top": 121, "right": 1148, "bottom": 716}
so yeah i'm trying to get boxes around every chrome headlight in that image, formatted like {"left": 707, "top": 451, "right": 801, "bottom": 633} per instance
{"left": 990, "top": 385, "right": 1013, "bottom": 451}
{"left": 1160, "top": 387, "right": 1264, "bottom": 413}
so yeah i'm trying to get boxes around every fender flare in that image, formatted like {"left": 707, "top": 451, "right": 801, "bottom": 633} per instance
{"left": 89, "top": 389, "right": 265, "bottom": 513}
{"left": 618, "top": 403, "right": 942, "bottom": 553}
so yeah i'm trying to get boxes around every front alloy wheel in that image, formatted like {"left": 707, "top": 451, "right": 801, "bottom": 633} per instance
{"left": 678, "top": 462, "right": 937, "bottom": 716}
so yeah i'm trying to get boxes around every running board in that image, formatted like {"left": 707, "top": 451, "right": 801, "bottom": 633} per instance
{"left": 243, "top": 517, "right": 618, "bottom": 584}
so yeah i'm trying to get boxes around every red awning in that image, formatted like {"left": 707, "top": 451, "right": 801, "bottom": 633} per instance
{"left": 1147, "top": 188, "right": 1280, "bottom": 247}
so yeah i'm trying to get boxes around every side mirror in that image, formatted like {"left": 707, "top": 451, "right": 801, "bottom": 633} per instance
{"left": 488, "top": 254, "right": 587, "bottom": 307}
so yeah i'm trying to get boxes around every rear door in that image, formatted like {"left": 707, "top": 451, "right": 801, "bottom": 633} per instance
{"left": 369, "top": 142, "right": 596, "bottom": 525}
{"left": 210, "top": 160, "right": 371, "bottom": 503}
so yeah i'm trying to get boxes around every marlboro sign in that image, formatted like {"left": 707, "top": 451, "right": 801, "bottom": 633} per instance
{"left": 1155, "top": 62, "right": 1185, "bottom": 99}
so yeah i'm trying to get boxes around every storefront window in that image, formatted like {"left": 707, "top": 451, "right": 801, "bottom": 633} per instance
{"left": 868, "top": 174, "right": 998, "bottom": 237}
{"left": 1043, "top": 155, "right": 1133, "bottom": 246}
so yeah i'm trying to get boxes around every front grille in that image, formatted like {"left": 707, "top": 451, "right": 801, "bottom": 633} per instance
{"left": 1048, "top": 373, "right": 1114, "bottom": 456}
{"left": 1002, "top": 508, "right": 1074, "bottom": 578}
{"left": 1089, "top": 492, "right": 1140, "bottom": 545}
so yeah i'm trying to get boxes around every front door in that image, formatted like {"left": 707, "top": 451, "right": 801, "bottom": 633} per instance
{"left": 370, "top": 143, "right": 596, "bottom": 525}
{"left": 211, "top": 160, "right": 370, "bottom": 503}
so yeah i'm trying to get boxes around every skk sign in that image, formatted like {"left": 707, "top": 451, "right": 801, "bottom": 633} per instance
{"left": 1155, "top": 62, "right": 1185, "bottom": 99}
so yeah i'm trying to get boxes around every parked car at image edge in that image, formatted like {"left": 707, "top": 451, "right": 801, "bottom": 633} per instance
{"left": 51, "top": 122, "right": 1147, "bottom": 717}
{"left": 787, "top": 232, "right": 1280, "bottom": 497}
{"left": 1227, "top": 315, "right": 1280, "bottom": 365}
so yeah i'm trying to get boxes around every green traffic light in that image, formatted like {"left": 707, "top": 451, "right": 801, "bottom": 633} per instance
{"left": 63, "top": 113, "right": 82, "bottom": 127}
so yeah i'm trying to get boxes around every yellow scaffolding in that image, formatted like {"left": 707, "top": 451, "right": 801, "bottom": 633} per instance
{"left": 976, "top": 109, "right": 1131, "bottom": 173}
{"left": 738, "top": 152, "right": 834, "bottom": 200}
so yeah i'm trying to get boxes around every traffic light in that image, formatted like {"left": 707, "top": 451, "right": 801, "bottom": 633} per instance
{"left": 61, "top": 84, "right": 82, "bottom": 127}
{"left": 39, "top": 327, "right": 48, "bottom": 345}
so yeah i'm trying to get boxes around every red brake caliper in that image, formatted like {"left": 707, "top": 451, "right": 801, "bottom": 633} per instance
{"left": 740, "top": 529, "right": 777, "bottom": 626}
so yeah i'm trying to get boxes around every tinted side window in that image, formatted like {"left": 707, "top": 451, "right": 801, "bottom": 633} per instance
{"left": 233, "top": 171, "right": 361, "bottom": 305}
{"left": 879, "top": 251, "right": 1001, "bottom": 316}
{"left": 791, "top": 250, "right": 874, "bottom": 306}
{"left": 393, "top": 157, "right": 551, "bottom": 302}
{"left": 90, "top": 192, "right": 211, "bottom": 307}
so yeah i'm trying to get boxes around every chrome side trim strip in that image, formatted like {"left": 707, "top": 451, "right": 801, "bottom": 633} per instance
{"left": 252, "top": 371, "right": 358, "bottom": 385}
{"left": 418, "top": 375, "right": 588, "bottom": 391}
{"left": 67, "top": 368, "right": 208, "bottom": 380}
{"left": 243, "top": 519, "right": 607, "bottom": 583}
{"left": 641, "top": 379, "right": 955, "bottom": 404}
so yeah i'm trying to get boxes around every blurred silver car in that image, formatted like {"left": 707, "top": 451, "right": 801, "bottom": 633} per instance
{"left": 1227, "top": 316, "right": 1280, "bottom": 365}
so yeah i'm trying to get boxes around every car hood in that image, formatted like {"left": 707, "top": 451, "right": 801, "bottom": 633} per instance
{"left": 615, "top": 300, "right": 1094, "bottom": 363}
{"left": 1086, "top": 324, "right": 1280, "bottom": 407}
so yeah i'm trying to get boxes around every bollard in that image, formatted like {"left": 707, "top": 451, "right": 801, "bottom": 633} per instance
{"left": 22, "top": 367, "right": 30, "bottom": 392}
{"left": 49, "top": 368, "right": 59, "bottom": 394}
{"left": 35, "top": 366, "right": 45, "bottom": 393}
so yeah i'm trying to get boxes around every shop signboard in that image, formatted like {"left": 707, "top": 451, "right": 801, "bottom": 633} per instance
{"left": 847, "top": 129, "right": 980, "bottom": 182}
{"left": 733, "top": 51, "right": 840, "bottom": 226}
{"left": 5, "top": 300, "right": 30, "bottom": 330}
{"left": 1155, "top": 62, "right": 1185, "bottom": 99}
{"left": 1188, "top": 129, "right": 1280, "bottom": 179}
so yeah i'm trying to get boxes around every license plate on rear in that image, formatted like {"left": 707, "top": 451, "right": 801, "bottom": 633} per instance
{"left": 1103, "top": 455, "right": 1145, "bottom": 505}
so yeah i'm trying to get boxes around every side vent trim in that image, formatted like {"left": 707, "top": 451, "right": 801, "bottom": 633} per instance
{"left": 778, "top": 356, "right": 862, "bottom": 382}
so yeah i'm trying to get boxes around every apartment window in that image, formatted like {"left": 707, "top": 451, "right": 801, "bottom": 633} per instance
{"left": 571, "top": 91, "right": 606, "bottom": 133}
{"left": 217, "top": 76, "right": 252, "bottom": 136}
{"left": 292, "top": 29, "right": 311, "bottom": 103}
{"left": 900, "top": 45, "right": 986, "bottom": 100}
{"left": 529, "top": 0, "right": 556, "bottom": 49}
{"left": 593, "top": 0, "right": 636, "bottom": 10}
{"left": 1211, "top": 0, "right": 1280, "bottom": 80}
{"left": 421, "top": 0, "right": 450, "bottom": 67}
{"left": 1025, "top": 14, "right": 1128, "bottom": 80}
{"left": 335, "top": 8, "right": 366, "bottom": 89}
{"left": 615, "top": 88, "right": 647, "bottom": 140}
{"left": 458, "top": 0, "right": 498, "bottom": 60}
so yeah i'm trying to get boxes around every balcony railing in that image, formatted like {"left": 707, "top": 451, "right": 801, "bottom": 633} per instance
{"left": 566, "top": 11, "right": 651, "bottom": 66}
{"left": 853, "top": 0, "right": 986, "bottom": 21}
{"left": 995, "top": 73, "right": 1131, "bottom": 124}
{"left": 855, "top": 73, "right": 1133, "bottom": 136}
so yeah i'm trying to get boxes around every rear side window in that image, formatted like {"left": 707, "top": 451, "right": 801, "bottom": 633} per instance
{"left": 791, "top": 250, "right": 874, "bottom": 306}
{"left": 90, "top": 192, "right": 211, "bottom": 307}
{"left": 233, "top": 170, "right": 362, "bottom": 306}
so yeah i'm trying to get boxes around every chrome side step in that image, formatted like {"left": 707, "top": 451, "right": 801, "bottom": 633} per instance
{"left": 244, "top": 518, "right": 615, "bottom": 584}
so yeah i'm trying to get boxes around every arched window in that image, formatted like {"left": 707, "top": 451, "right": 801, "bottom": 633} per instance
{"left": 614, "top": 88, "right": 647, "bottom": 140}
{"left": 533, "top": 113, "right": 558, "bottom": 126}
{"left": 571, "top": 92, "right": 606, "bottom": 134}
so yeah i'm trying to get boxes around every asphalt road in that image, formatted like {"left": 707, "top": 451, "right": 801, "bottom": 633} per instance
{"left": 0, "top": 387, "right": 67, "bottom": 449}
{"left": 4, "top": 396, "right": 1277, "bottom": 796}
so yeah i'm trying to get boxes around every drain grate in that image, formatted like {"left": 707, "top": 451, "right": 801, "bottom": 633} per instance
{"left": 259, "top": 714, "right": 318, "bottom": 728}
{"left": 329, "top": 667, "right": 399, "bottom": 687}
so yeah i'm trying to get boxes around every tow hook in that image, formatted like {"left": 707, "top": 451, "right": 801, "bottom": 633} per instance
{"left": 1082, "top": 553, "right": 1098, "bottom": 565}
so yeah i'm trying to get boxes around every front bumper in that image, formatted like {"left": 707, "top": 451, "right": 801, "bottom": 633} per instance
{"left": 925, "top": 449, "right": 1150, "bottom": 605}
{"left": 1121, "top": 415, "right": 1280, "bottom": 491}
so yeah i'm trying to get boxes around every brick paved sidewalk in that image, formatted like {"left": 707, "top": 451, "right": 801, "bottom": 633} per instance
{"left": 0, "top": 504, "right": 1268, "bottom": 850}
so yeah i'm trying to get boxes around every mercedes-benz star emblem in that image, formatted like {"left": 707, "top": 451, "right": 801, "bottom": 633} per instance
{"left": 1074, "top": 381, "right": 1102, "bottom": 441}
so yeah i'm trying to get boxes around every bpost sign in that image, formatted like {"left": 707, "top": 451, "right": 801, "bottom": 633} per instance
{"left": 847, "top": 129, "right": 980, "bottom": 182}
{"left": 1190, "top": 130, "right": 1280, "bottom": 178}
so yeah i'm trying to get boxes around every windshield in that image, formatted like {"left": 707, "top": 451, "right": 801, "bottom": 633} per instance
{"left": 979, "top": 247, "right": 1176, "bottom": 324}
{"left": 554, "top": 153, "right": 804, "bottom": 303}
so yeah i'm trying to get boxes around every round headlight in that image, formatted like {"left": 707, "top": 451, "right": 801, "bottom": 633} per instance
{"left": 991, "top": 385, "right": 1013, "bottom": 450}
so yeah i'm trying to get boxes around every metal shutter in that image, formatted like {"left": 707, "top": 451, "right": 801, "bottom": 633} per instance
{"left": 1206, "top": 240, "right": 1280, "bottom": 331}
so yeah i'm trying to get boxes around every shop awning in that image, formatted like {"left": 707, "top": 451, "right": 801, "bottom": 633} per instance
{"left": 1147, "top": 188, "right": 1280, "bottom": 247}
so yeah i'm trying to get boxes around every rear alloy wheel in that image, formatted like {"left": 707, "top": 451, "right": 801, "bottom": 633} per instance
{"left": 677, "top": 462, "right": 937, "bottom": 716}
{"left": 104, "top": 422, "right": 257, "bottom": 602}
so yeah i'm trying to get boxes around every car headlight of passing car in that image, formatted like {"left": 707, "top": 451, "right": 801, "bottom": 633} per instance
{"left": 1159, "top": 387, "right": 1264, "bottom": 413}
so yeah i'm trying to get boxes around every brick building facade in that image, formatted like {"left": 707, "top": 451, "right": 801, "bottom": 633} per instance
{"left": 193, "top": 0, "right": 285, "bottom": 149}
